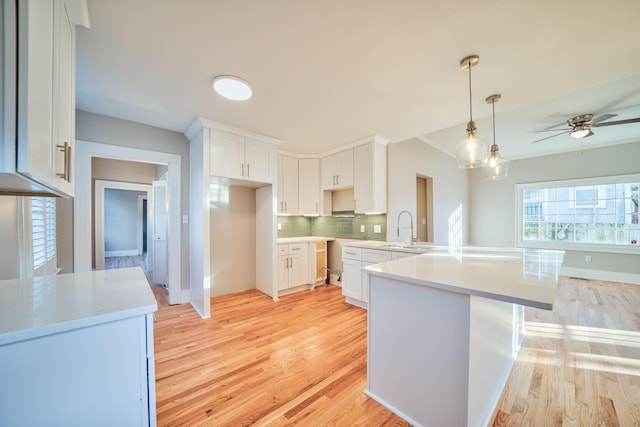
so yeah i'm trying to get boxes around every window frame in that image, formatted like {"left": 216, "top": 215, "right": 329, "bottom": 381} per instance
{"left": 516, "top": 174, "right": 640, "bottom": 254}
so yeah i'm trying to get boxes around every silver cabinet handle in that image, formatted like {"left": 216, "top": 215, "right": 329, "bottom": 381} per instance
{"left": 284, "top": 201, "right": 287, "bottom": 211}
{"left": 247, "top": 164, "right": 250, "bottom": 177}
{"left": 56, "top": 142, "right": 71, "bottom": 182}
{"left": 241, "top": 163, "right": 245, "bottom": 177}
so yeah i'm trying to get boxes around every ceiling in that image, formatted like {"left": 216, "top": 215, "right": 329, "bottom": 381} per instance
{"left": 76, "top": 0, "right": 640, "bottom": 160}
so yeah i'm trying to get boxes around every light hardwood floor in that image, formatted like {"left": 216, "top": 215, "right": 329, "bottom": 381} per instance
{"left": 152, "top": 277, "right": 640, "bottom": 426}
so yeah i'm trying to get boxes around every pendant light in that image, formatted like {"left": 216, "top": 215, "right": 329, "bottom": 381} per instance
{"left": 456, "top": 55, "right": 489, "bottom": 168}
{"left": 482, "top": 94, "right": 509, "bottom": 180}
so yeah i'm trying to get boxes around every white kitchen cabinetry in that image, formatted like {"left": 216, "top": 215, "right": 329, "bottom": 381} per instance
{"left": 0, "top": 0, "right": 87, "bottom": 196}
{"left": 277, "top": 154, "right": 299, "bottom": 214}
{"left": 299, "top": 158, "right": 321, "bottom": 215}
{"left": 321, "top": 149, "right": 353, "bottom": 190}
{"left": 278, "top": 243, "right": 308, "bottom": 290}
{"left": 342, "top": 246, "right": 392, "bottom": 308}
{"left": 0, "top": 268, "right": 157, "bottom": 427}
{"left": 210, "top": 129, "right": 275, "bottom": 184}
{"left": 354, "top": 142, "right": 387, "bottom": 214}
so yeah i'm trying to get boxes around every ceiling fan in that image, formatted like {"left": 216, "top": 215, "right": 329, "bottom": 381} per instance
{"left": 532, "top": 113, "right": 640, "bottom": 143}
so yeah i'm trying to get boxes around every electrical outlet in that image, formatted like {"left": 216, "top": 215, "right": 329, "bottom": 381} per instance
{"left": 585, "top": 255, "right": 592, "bottom": 263}
{"left": 374, "top": 225, "right": 381, "bottom": 233}
{"left": 360, "top": 224, "right": 365, "bottom": 233}
{"left": 277, "top": 223, "right": 282, "bottom": 230}
{"left": 182, "top": 215, "right": 189, "bottom": 224}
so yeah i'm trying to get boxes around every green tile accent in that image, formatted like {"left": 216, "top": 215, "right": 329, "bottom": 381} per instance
{"left": 277, "top": 214, "right": 387, "bottom": 241}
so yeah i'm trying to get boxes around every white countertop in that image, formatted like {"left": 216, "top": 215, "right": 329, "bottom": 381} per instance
{"left": 364, "top": 246, "right": 564, "bottom": 309}
{"left": 0, "top": 267, "right": 157, "bottom": 345}
{"left": 277, "top": 236, "right": 335, "bottom": 244}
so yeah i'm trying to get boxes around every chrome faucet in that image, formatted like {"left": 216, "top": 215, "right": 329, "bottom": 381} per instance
{"left": 396, "top": 210, "right": 417, "bottom": 244}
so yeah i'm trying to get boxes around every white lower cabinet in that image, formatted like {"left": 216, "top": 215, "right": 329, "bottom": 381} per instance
{"left": 278, "top": 243, "right": 308, "bottom": 290}
{"left": 342, "top": 247, "right": 393, "bottom": 308}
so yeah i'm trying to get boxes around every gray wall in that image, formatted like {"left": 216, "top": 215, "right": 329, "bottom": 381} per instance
{"left": 75, "top": 110, "right": 191, "bottom": 290}
{"left": 468, "top": 141, "right": 640, "bottom": 277}
{"left": 104, "top": 188, "right": 146, "bottom": 254}
{"left": 388, "top": 138, "right": 469, "bottom": 245}
{"left": 0, "top": 196, "right": 21, "bottom": 280}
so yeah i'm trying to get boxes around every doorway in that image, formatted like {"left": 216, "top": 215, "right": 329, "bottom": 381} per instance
{"left": 75, "top": 140, "right": 182, "bottom": 305}
{"left": 416, "top": 175, "right": 434, "bottom": 242}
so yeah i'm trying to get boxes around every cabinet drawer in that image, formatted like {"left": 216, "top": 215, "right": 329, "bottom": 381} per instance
{"left": 289, "top": 243, "right": 305, "bottom": 253}
{"left": 363, "top": 249, "right": 392, "bottom": 264}
{"left": 342, "top": 246, "right": 362, "bottom": 260}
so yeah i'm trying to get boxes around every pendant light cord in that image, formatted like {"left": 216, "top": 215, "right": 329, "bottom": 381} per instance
{"left": 468, "top": 59, "right": 473, "bottom": 122}
{"left": 492, "top": 98, "right": 496, "bottom": 145}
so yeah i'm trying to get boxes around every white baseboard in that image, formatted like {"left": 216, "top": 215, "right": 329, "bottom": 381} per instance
{"left": 105, "top": 250, "right": 140, "bottom": 257}
{"left": 561, "top": 267, "right": 640, "bottom": 285}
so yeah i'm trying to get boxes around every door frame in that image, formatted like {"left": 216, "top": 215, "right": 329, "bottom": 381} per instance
{"left": 74, "top": 140, "right": 183, "bottom": 304}
{"left": 94, "top": 180, "right": 151, "bottom": 270}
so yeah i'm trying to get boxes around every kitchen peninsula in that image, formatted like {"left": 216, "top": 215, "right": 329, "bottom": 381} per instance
{"left": 363, "top": 246, "right": 564, "bottom": 427}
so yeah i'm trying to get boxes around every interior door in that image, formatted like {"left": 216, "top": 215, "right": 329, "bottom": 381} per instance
{"left": 152, "top": 180, "right": 168, "bottom": 285}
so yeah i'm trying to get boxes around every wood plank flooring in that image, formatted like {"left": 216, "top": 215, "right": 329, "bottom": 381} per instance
{"left": 152, "top": 276, "right": 640, "bottom": 426}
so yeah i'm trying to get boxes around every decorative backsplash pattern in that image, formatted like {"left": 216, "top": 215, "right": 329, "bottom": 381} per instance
{"left": 278, "top": 214, "right": 387, "bottom": 241}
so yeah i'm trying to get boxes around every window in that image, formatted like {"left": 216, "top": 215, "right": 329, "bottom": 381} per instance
{"left": 516, "top": 175, "right": 639, "bottom": 253}
{"left": 31, "top": 196, "right": 57, "bottom": 275}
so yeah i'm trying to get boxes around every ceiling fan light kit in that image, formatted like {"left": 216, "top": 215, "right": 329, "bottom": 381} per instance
{"left": 456, "top": 55, "right": 489, "bottom": 169}
{"left": 483, "top": 94, "right": 509, "bottom": 180}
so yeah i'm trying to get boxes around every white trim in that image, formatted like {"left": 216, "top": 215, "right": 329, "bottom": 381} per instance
{"left": 74, "top": 140, "right": 183, "bottom": 305}
{"left": 94, "top": 180, "right": 151, "bottom": 270}
{"left": 137, "top": 195, "right": 146, "bottom": 255}
{"left": 561, "top": 267, "right": 640, "bottom": 286}
{"left": 105, "top": 250, "right": 139, "bottom": 257}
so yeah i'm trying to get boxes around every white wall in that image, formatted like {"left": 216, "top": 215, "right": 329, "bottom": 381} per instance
{"left": 75, "top": 110, "right": 190, "bottom": 290}
{"left": 468, "top": 141, "right": 640, "bottom": 281}
{"left": 387, "top": 138, "right": 469, "bottom": 245}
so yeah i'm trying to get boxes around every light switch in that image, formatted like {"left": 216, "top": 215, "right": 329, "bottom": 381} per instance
{"left": 374, "top": 225, "right": 381, "bottom": 233}
{"left": 422, "top": 218, "right": 427, "bottom": 225}
{"left": 182, "top": 215, "right": 189, "bottom": 224}
{"left": 360, "top": 224, "right": 365, "bottom": 233}
{"left": 278, "top": 223, "right": 282, "bottom": 230}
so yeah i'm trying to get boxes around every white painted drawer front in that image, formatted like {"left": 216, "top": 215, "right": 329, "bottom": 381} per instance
{"left": 363, "top": 249, "right": 392, "bottom": 264}
{"left": 342, "top": 246, "right": 363, "bottom": 260}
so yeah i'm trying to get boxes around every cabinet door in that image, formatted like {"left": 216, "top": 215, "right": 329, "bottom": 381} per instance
{"left": 278, "top": 155, "right": 298, "bottom": 214}
{"left": 287, "top": 244, "right": 307, "bottom": 287}
{"left": 321, "top": 154, "right": 336, "bottom": 189}
{"left": 52, "top": 0, "right": 74, "bottom": 196}
{"left": 354, "top": 142, "right": 386, "bottom": 214}
{"left": 335, "top": 149, "right": 354, "bottom": 188}
{"left": 277, "top": 255, "right": 289, "bottom": 290}
{"left": 244, "top": 137, "right": 274, "bottom": 183}
{"left": 210, "top": 130, "right": 244, "bottom": 179}
{"left": 299, "top": 158, "right": 320, "bottom": 215}
{"left": 342, "top": 258, "right": 363, "bottom": 299}
{"left": 16, "top": 0, "right": 56, "bottom": 187}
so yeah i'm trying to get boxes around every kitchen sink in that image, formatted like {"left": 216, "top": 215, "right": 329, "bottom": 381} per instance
{"left": 381, "top": 244, "right": 435, "bottom": 251}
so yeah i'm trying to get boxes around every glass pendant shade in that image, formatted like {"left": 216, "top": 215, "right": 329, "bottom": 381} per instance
{"left": 483, "top": 145, "right": 509, "bottom": 180}
{"left": 456, "top": 121, "right": 489, "bottom": 168}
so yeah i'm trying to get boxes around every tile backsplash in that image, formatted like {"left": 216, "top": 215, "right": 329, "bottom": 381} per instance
{"left": 278, "top": 214, "right": 387, "bottom": 241}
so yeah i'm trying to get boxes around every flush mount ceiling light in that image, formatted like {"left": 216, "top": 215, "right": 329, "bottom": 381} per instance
{"left": 212, "top": 75, "right": 253, "bottom": 101}
{"left": 456, "top": 55, "right": 489, "bottom": 169}
{"left": 483, "top": 94, "right": 509, "bottom": 180}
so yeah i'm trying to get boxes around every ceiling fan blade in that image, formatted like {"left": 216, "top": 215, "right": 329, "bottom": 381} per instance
{"left": 590, "top": 113, "right": 617, "bottom": 125}
{"left": 531, "top": 130, "right": 570, "bottom": 143}
{"left": 535, "top": 128, "right": 571, "bottom": 133}
{"left": 592, "top": 117, "right": 640, "bottom": 127}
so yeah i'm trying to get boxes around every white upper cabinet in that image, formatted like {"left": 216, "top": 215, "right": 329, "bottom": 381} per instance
{"left": 354, "top": 141, "right": 387, "bottom": 214}
{"left": 1, "top": 0, "right": 87, "bottom": 196}
{"left": 299, "top": 158, "right": 320, "bottom": 215}
{"left": 210, "top": 129, "right": 275, "bottom": 184}
{"left": 277, "top": 154, "right": 299, "bottom": 215}
{"left": 321, "top": 149, "right": 353, "bottom": 190}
